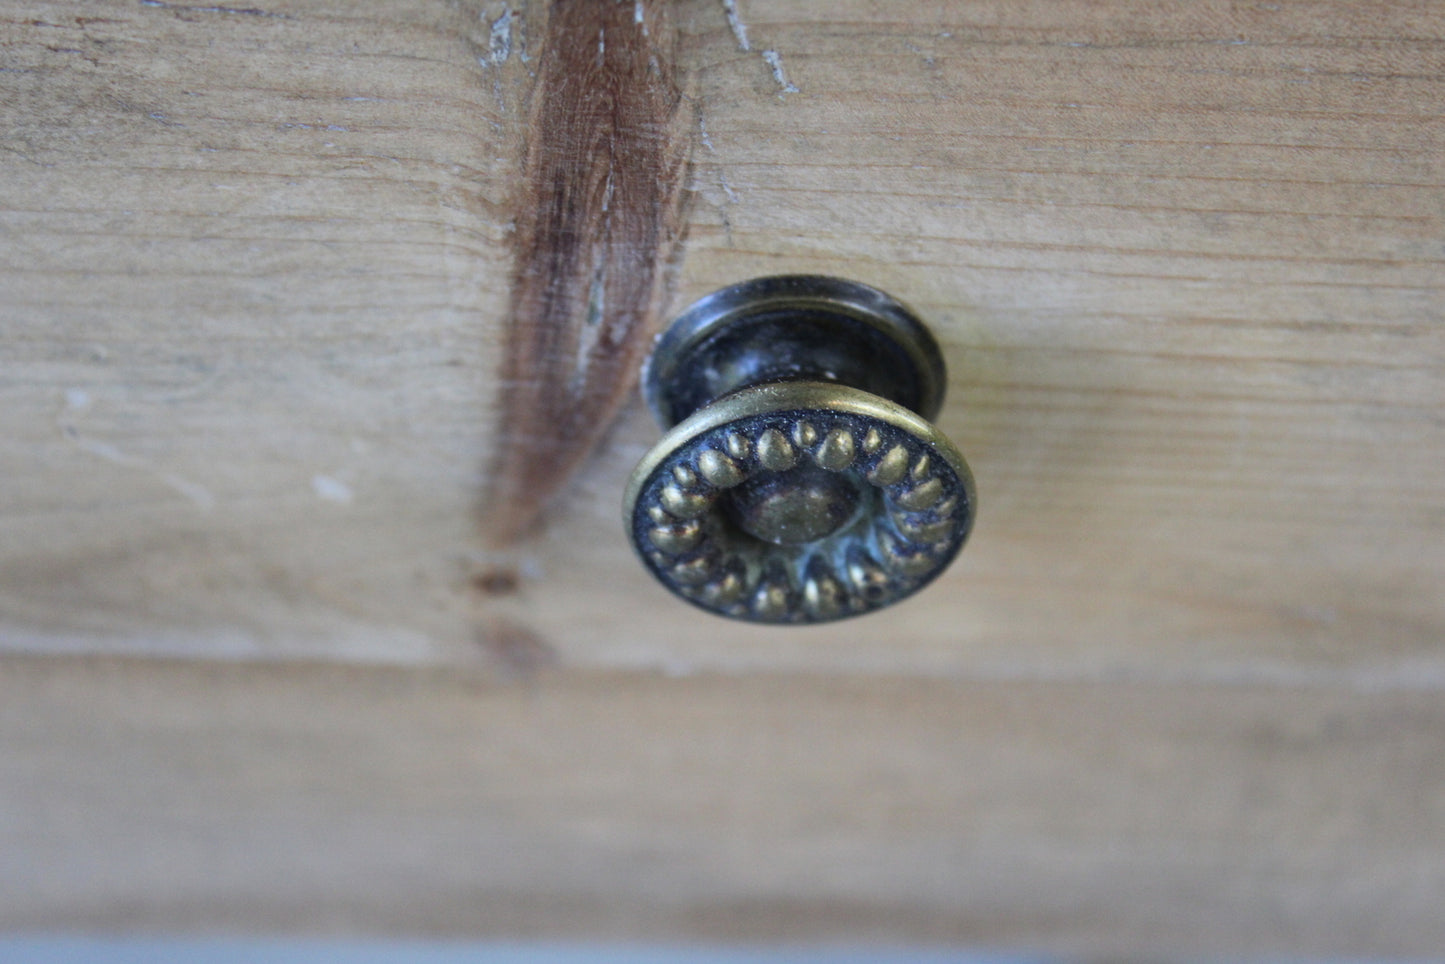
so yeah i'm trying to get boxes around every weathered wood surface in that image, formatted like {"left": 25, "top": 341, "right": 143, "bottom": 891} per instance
{"left": 2, "top": 0, "right": 1444, "bottom": 954}
{"left": 4, "top": 653, "right": 1444, "bottom": 957}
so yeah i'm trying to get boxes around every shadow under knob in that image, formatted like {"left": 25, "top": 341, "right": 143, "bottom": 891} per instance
{"left": 623, "top": 276, "right": 976, "bottom": 625}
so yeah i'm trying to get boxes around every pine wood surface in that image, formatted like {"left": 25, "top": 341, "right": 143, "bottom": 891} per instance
{"left": 4, "top": 653, "right": 1444, "bottom": 957}
{"left": 2, "top": 0, "right": 1443, "bottom": 953}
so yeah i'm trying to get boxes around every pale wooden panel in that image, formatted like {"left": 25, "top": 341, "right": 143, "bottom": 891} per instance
{"left": 2, "top": 654, "right": 1443, "bottom": 956}
{"left": 3, "top": 2, "right": 1445, "bottom": 953}
{"left": 0, "top": 0, "right": 1440, "bottom": 673}
{"left": 3, "top": 0, "right": 1442, "bottom": 682}
{"left": 1, "top": 0, "right": 523, "bottom": 663}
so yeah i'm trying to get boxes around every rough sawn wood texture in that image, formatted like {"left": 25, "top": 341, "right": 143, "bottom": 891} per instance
{"left": 1, "top": 0, "right": 1443, "bottom": 956}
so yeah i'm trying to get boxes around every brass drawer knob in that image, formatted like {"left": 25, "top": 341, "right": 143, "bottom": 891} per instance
{"left": 624, "top": 275, "right": 976, "bottom": 624}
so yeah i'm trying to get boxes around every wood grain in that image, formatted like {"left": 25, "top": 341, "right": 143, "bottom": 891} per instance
{"left": 2, "top": 0, "right": 1444, "bottom": 953}
{"left": 3, "top": 652, "right": 1443, "bottom": 957}
{"left": 486, "top": 0, "right": 691, "bottom": 544}
{"left": 2, "top": 0, "right": 1438, "bottom": 678}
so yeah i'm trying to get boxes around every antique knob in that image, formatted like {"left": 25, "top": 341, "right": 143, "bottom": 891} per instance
{"left": 623, "top": 275, "right": 976, "bottom": 624}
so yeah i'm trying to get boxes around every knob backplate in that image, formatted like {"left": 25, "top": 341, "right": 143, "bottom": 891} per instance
{"left": 643, "top": 275, "right": 946, "bottom": 428}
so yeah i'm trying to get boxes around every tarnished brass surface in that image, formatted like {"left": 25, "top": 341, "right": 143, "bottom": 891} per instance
{"left": 625, "top": 382, "right": 975, "bottom": 624}
{"left": 623, "top": 276, "right": 976, "bottom": 625}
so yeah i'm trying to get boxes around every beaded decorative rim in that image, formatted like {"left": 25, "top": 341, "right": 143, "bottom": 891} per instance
{"left": 624, "top": 382, "right": 976, "bottom": 624}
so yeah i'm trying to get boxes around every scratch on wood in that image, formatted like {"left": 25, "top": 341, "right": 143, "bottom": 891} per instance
{"left": 68, "top": 435, "right": 216, "bottom": 510}
{"left": 484, "top": 8, "right": 513, "bottom": 66}
{"left": 484, "top": 0, "right": 692, "bottom": 545}
{"left": 721, "top": 0, "right": 750, "bottom": 51}
{"left": 761, "top": 49, "right": 799, "bottom": 94}
{"left": 717, "top": 3, "right": 798, "bottom": 96}
{"left": 54, "top": 388, "right": 216, "bottom": 510}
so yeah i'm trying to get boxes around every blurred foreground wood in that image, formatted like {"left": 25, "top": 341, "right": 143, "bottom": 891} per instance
{"left": 4, "top": 653, "right": 1444, "bottom": 956}
{"left": 2, "top": 0, "right": 1443, "bottom": 955}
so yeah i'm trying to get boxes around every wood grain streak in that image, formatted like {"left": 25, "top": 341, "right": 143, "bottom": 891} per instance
{"left": 486, "top": 0, "right": 691, "bottom": 544}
